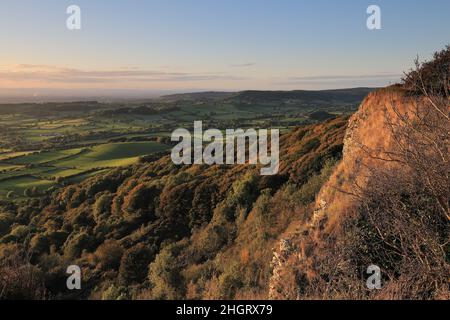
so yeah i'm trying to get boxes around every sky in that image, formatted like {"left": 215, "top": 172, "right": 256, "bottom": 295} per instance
{"left": 0, "top": 0, "right": 449, "bottom": 100}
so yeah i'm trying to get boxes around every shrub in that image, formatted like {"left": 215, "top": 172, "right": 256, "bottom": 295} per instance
{"left": 0, "top": 212, "right": 15, "bottom": 236}
{"left": 148, "top": 243, "right": 185, "bottom": 299}
{"left": 121, "top": 183, "right": 160, "bottom": 221}
{"left": 101, "top": 284, "right": 129, "bottom": 300}
{"left": 63, "top": 232, "right": 95, "bottom": 260}
{"left": 119, "top": 244, "right": 153, "bottom": 284}
{"left": 93, "top": 192, "right": 113, "bottom": 222}
{"left": 218, "top": 262, "right": 243, "bottom": 299}
{"left": 94, "top": 240, "right": 124, "bottom": 270}
{"left": 30, "top": 233, "right": 50, "bottom": 255}
{"left": 402, "top": 45, "right": 450, "bottom": 96}
{"left": 296, "top": 158, "right": 337, "bottom": 205}
{"left": 0, "top": 249, "right": 46, "bottom": 299}
{"left": 10, "top": 225, "right": 31, "bottom": 242}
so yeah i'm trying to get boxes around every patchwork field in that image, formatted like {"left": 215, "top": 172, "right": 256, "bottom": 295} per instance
{"left": 0, "top": 141, "right": 170, "bottom": 200}
{"left": 0, "top": 176, "right": 54, "bottom": 198}
{"left": 53, "top": 142, "right": 169, "bottom": 169}
{"left": 0, "top": 88, "right": 369, "bottom": 201}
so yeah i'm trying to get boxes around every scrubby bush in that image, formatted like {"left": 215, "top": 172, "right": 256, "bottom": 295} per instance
{"left": 119, "top": 244, "right": 153, "bottom": 284}
{"left": 30, "top": 233, "right": 50, "bottom": 256}
{"left": 148, "top": 243, "right": 186, "bottom": 299}
{"left": 403, "top": 45, "right": 450, "bottom": 96}
{"left": 218, "top": 262, "right": 243, "bottom": 299}
{"left": 93, "top": 192, "right": 113, "bottom": 222}
{"left": 0, "top": 212, "right": 15, "bottom": 236}
{"left": 122, "top": 183, "right": 160, "bottom": 221}
{"left": 0, "top": 248, "right": 46, "bottom": 299}
{"left": 296, "top": 158, "right": 337, "bottom": 205}
{"left": 10, "top": 225, "right": 31, "bottom": 242}
{"left": 63, "top": 232, "right": 95, "bottom": 260}
{"left": 94, "top": 240, "right": 124, "bottom": 270}
{"left": 101, "top": 284, "right": 129, "bottom": 300}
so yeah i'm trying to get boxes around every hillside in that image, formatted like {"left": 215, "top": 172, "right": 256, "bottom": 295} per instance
{"left": 269, "top": 87, "right": 449, "bottom": 299}
{"left": 0, "top": 46, "right": 448, "bottom": 300}
{"left": 158, "top": 88, "right": 375, "bottom": 105}
{"left": 1, "top": 87, "right": 447, "bottom": 300}
{"left": 0, "top": 116, "right": 348, "bottom": 299}
{"left": 0, "top": 84, "right": 448, "bottom": 299}
{"left": 227, "top": 88, "right": 375, "bottom": 105}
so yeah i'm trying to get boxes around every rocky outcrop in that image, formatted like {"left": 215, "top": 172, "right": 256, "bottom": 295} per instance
{"left": 269, "top": 239, "right": 295, "bottom": 299}
{"left": 269, "top": 88, "right": 417, "bottom": 299}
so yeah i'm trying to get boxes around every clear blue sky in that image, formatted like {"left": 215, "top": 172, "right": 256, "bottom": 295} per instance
{"left": 0, "top": 0, "right": 449, "bottom": 97}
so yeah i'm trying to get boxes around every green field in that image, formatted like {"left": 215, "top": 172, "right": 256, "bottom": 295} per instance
{"left": 0, "top": 141, "right": 170, "bottom": 200}
{"left": 0, "top": 163, "right": 24, "bottom": 171}
{"left": 0, "top": 176, "right": 55, "bottom": 198}
{"left": 14, "top": 148, "right": 85, "bottom": 164}
{"left": 0, "top": 108, "right": 174, "bottom": 200}
{"left": 54, "top": 142, "right": 170, "bottom": 169}
{"left": 0, "top": 151, "right": 35, "bottom": 161}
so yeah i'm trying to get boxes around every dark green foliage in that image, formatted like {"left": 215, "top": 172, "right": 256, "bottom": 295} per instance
{"left": 119, "top": 244, "right": 154, "bottom": 285}
{"left": 63, "top": 232, "right": 95, "bottom": 260}
{"left": 148, "top": 242, "right": 186, "bottom": 299}
{"left": 30, "top": 233, "right": 50, "bottom": 256}
{"left": 0, "top": 212, "right": 15, "bottom": 236}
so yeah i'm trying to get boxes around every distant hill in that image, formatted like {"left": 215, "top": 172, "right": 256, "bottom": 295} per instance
{"left": 227, "top": 88, "right": 376, "bottom": 105}
{"left": 159, "top": 88, "right": 376, "bottom": 104}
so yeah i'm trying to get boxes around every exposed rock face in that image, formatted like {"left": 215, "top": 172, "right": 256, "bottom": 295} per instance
{"left": 269, "top": 239, "right": 295, "bottom": 299}
{"left": 314, "top": 88, "right": 422, "bottom": 223}
{"left": 268, "top": 88, "right": 417, "bottom": 299}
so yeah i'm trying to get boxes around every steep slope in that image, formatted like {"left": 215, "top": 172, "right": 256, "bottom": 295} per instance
{"left": 269, "top": 87, "right": 449, "bottom": 299}
{"left": 0, "top": 116, "right": 348, "bottom": 299}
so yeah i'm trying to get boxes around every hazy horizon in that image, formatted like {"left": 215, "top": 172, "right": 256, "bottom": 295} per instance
{"left": 1, "top": 0, "right": 449, "bottom": 102}
{"left": 0, "top": 86, "right": 384, "bottom": 104}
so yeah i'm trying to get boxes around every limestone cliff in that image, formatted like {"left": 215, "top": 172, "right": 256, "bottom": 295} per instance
{"left": 269, "top": 87, "right": 443, "bottom": 299}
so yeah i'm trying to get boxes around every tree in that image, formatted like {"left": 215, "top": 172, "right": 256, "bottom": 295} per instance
{"left": 147, "top": 243, "right": 185, "bottom": 299}
{"left": 95, "top": 240, "right": 123, "bottom": 270}
{"left": 0, "top": 212, "right": 15, "bottom": 236}
{"left": 30, "top": 234, "right": 50, "bottom": 255}
{"left": 63, "top": 232, "right": 94, "bottom": 260}
{"left": 93, "top": 192, "right": 113, "bottom": 222}
{"left": 119, "top": 244, "right": 153, "bottom": 284}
